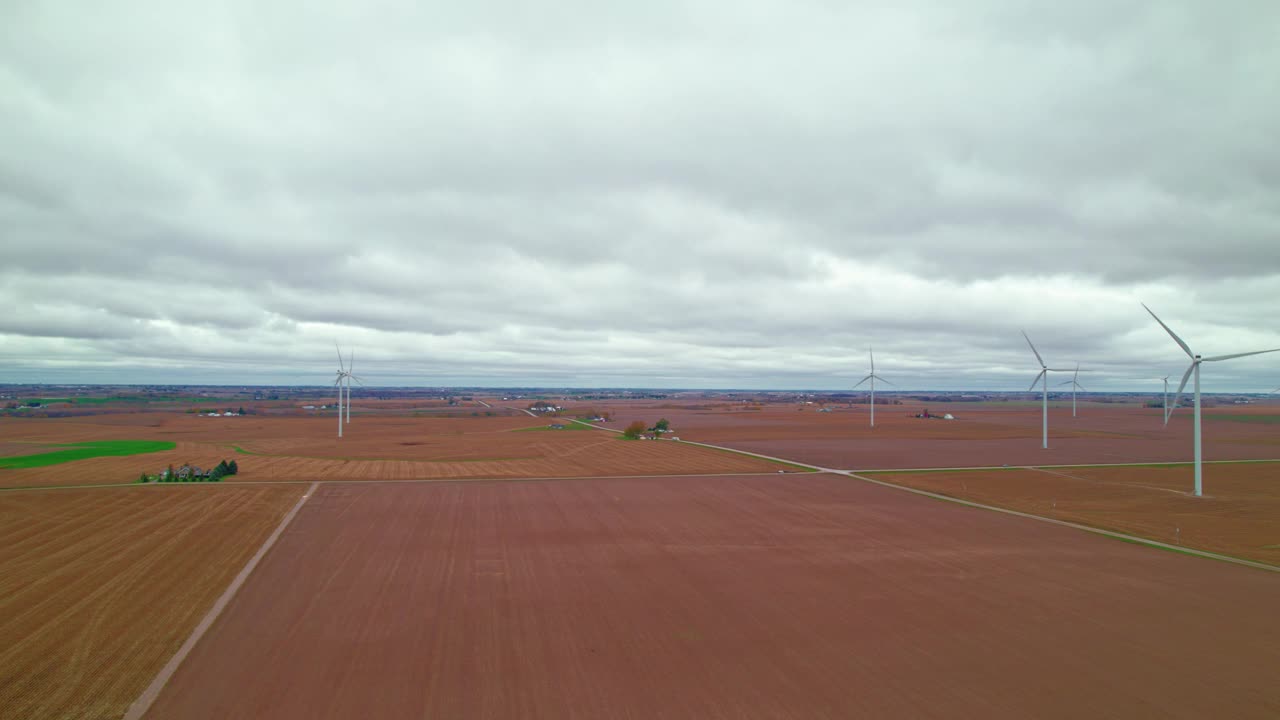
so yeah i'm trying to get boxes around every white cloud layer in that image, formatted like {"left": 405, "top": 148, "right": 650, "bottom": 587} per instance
{"left": 2, "top": 0, "right": 1279, "bottom": 389}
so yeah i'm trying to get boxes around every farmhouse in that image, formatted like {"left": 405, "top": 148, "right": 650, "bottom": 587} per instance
{"left": 159, "top": 464, "right": 211, "bottom": 481}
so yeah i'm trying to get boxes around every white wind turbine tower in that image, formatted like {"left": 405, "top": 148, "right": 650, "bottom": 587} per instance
{"left": 1157, "top": 375, "right": 1171, "bottom": 424}
{"left": 852, "top": 349, "right": 892, "bottom": 428}
{"left": 1022, "top": 331, "right": 1073, "bottom": 450}
{"left": 1143, "top": 303, "right": 1280, "bottom": 497}
{"left": 1057, "top": 362, "right": 1087, "bottom": 417}
{"left": 344, "top": 349, "right": 363, "bottom": 425}
{"left": 334, "top": 346, "right": 349, "bottom": 438}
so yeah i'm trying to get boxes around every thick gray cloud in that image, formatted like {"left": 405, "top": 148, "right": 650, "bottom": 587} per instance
{"left": 2, "top": 0, "right": 1279, "bottom": 390}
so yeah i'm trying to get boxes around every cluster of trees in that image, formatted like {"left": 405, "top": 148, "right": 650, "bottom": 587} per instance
{"left": 3, "top": 401, "right": 46, "bottom": 409}
{"left": 622, "top": 418, "right": 671, "bottom": 439}
{"left": 140, "top": 459, "right": 239, "bottom": 484}
{"left": 207, "top": 460, "right": 239, "bottom": 480}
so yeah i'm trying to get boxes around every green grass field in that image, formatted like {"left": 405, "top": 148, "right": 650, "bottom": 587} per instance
{"left": 0, "top": 441, "right": 176, "bottom": 469}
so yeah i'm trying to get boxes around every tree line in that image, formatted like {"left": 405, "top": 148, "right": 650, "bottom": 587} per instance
{"left": 139, "top": 459, "right": 239, "bottom": 483}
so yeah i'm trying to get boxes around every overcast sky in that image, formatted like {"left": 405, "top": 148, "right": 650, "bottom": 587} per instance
{"left": 2, "top": 1, "right": 1279, "bottom": 391}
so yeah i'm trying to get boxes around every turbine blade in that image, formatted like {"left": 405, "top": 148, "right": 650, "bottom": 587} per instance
{"left": 1073, "top": 362, "right": 1079, "bottom": 382}
{"left": 349, "top": 349, "right": 355, "bottom": 374}
{"left": 1202, "top": 348, "right": 1280, "bottom": 362}
{"left": 873, "top": 375, "right": 894, "bottom": 386}
{"left": 852, "top": 375, "right": 872, "bottom": 389}
{"left": 1029, "top": 369, "right": 1046, "bottom": 391}
{"left": 869, "top": 348, "right": 874, "bottom": 374}
{"left": 1141, "top": 303, "right": 1194, "bottom": 359}
{"left": 1057, "top": 380, "right": 1073, "bottom": 386}
{"left": 335, "top": 343, "right": 345, "bottom": 372}
{"left": 1075, "top": 381, "right": 1087, "bottom": 391}
{"left": 1169, "top": 362, "right": 1195, "bottom": 412}
{"left": 1021, "top": 330, "right": 1045, "bottom": 368}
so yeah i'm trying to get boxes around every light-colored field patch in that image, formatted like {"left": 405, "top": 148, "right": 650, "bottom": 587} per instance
{"left": 0, "top": 484, "right": 305, "bottom": 720}
{"left": 228, "top": 434, "right": 787, "bottom": 481}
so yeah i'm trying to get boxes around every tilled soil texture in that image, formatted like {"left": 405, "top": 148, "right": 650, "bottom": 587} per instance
{"left": 146, "top": 475, "right": 1280, "bottom": 720}
{"left": 0, "top": 415, "right": 791, "bottom": 487}
{"left": 0, "top": 484, "right": 305, "bottom": 720}
{"left": 867, "top": 461, "right": 1280, "bottom": 566}
{"left": 589, "top": 401, "right": 1280, "bottom": 469}
{"left": 226, "top": 436, "right": 788, "bottom": 482}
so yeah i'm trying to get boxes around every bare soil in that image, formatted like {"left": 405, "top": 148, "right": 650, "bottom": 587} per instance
{"left": 0, "top": 414, "right": 790, "bottom": 488}
{"left": 597, "top": 401, "right": 1280, "bottom": 469}
{"left": 0, "top": 484, "right": 304, "bottom": 720}
{"left": 146, "top": 475, "right": 1280, "bottom": 719}
{"left": 870, "top": 461, "right": 1280, "bottom": 566}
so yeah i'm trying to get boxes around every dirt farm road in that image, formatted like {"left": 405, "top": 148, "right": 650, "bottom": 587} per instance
{"left": 123, "top": 483, "right": 320, "bottom": 720}
{"left": 667, "top": 437, "right": 1280, "bottom": 574}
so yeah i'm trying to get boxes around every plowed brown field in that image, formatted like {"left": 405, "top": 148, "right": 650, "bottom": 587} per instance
{"left": 0, "top": 484, "right": 304, "bottom": 720}
{"left": 0, "top": 415, "right": 790, "bottom": 487}
{"left": 145, "top": 475, "right": 1280, "bottom": 719}
{"left": 598, "top": 401, "right": 1280, "bottom": 469}
{"left": 866, "top": 461, "right": 1280, "bottom": 565}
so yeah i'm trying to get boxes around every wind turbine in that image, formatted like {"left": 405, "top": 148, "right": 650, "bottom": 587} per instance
{"left": 1142, "top": 303, "right": 1280, "bottom": 497}
{"left": 1057, "top": 363, "right": 1087, "bottom": 417}
{"left": 1022, "top": 331, "right": 1073, "bottom": 449}
{"left": 344, "top": 349, "right": 363, "bottom": 425}
{"left": 1155, "top": 375, "right": 1172, "bottom": 424}
{"left": 334, "top": 346, "right": 348, "bottom": 438}
{"left": 852, "top": 349, "right": 892, "bottom": 428}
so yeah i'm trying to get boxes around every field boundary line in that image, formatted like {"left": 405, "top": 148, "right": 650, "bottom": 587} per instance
{"left": 1026, "top": 467, "right": 1189, "bottom": 497}
{"left": 854, "top": 458, "right": 1280, "bottom": 473}
{"left": 123, "top": 481, "right": 320, "bottom": 720}
{"left": 841, "top": 470, "right": 1280, "bottom": 574}
{"left": 638, "top": 438, "right": 1280, "bottom": 575}
{"left": 674, "top": 440, "right": 836, "bottom": 472}
{"left": 570, "top": 419, "right": 622, "bottom": 433}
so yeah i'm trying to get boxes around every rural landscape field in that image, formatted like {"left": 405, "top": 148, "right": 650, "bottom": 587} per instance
{"left": 1, "top": 390, "right": 1278, "bottom": 718}
{"left": 0, "top": 483, "right": 304, "bottom": 719}
{"left": 9, "top": 4, "right": 1279, "bottom": 717}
